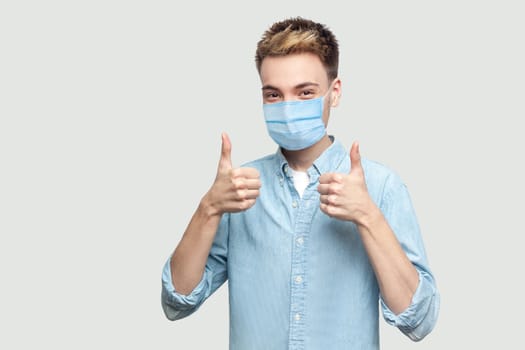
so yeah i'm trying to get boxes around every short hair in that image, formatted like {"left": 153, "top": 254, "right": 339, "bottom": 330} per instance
{"left": 255, "top": 17, "right": 339, "bottom": 81}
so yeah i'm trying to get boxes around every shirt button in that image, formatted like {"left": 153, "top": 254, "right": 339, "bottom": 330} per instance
{"left": 295, "top": 276, "right": 303, "bottom": 284}
{"left": 292, "top": 201, "right": 298, "bottom": 208}
{"left": 296, "top": 237, "right": 304, "bottom": 245}
{"left": 294, "top": 313, "right": 301, "bottom": 321}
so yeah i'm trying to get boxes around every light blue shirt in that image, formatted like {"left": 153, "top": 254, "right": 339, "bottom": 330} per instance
{"left": 161, "top": 138, "right": 439, "bottom": 349}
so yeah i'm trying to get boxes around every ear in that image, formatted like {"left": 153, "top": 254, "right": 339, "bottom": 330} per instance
{"left": 329, "top": 78, "right": 342, "bottom": 107}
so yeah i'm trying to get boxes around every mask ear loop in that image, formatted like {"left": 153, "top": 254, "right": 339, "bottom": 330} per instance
{"left": 324, "top": 79, "right": 336, "bottom": 107}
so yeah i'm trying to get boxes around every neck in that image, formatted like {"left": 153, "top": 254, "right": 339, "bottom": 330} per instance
{"left": 282, "top": 135, "right": 332, "bottom": 172}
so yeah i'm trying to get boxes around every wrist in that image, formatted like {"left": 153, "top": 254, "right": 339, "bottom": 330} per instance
{"left": 355, "top": 200, "right": 382, "bottom": 230}
{"left": 199, "top": 192, "right": 222, "bottom": 219}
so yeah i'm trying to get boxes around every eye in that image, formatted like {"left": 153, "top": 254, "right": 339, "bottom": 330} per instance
{"left": 300, "top": 90, "right": 316, "bottom": 98}
{"left": 263, "top": 91, "right": 281, "bottom": 102}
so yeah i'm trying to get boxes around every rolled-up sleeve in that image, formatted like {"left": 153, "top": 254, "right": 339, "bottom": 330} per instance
{"left": 381, "top": 269, "right": 440, "bottom": 341}
{"left": 161, "top": 214, "right": 229, "bottom": 321}
{"left": 379, "top": 173, "right": 440, "bottom": 341}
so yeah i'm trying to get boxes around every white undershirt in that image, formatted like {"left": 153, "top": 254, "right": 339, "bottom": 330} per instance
{"left": 289, "top": 168, "right": 310, "bottom": 198}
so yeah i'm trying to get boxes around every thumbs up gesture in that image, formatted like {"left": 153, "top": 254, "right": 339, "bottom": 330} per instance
{"left": 317, "top": 142, "right": 372, "bottom": 223}
{"left": 204, "top": 133, "right": 261, "bottom": 215}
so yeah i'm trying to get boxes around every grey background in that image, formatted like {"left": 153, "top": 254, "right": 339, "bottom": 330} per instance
{"left": 1, "top": 0, "right": 523, "bottom": 348}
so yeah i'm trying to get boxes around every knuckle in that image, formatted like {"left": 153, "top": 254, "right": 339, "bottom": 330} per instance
{"left": 236, "top": 189, "right": 246, "bottom": 200}
{"left": 231, "top": 168, "right": 241, "bottom": 178}
{"left": 233, "top": 178, "right": 247, "bottom": 190}
{"left": 239, "top": 199, "right": 254, "bottom": 211}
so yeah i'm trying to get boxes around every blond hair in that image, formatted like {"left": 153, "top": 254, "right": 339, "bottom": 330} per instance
{"left": 255, "top": 17, "right": 339, "bottom": 80}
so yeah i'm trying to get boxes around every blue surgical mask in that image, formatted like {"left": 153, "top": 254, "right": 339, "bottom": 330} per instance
{"left": 263, "top": 95, "right": 327, "bottom": 151}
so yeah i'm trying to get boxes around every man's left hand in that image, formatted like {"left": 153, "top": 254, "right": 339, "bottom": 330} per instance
{"left": 317, "top": 142, "right": 373, "bottom": 224}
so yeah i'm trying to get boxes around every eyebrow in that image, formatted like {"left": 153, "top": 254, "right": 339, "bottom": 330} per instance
{"left": 261, "top": 82, "right": 320, "bottom": 91}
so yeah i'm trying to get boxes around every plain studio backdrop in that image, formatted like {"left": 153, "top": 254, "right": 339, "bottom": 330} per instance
{"left": 1, "top": 1, "right": 523, "bottom": 348}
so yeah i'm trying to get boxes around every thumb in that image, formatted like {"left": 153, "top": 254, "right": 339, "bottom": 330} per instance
{"left": 218, "top": 132, "right": 233, "bottom": 170}
{"left": 349, "top": 141, "right": 363, "bottom": 174}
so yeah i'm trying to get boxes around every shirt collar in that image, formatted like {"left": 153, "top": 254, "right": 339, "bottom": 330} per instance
{"left": 274, "top": 136, "right": 348, "bottom": 178}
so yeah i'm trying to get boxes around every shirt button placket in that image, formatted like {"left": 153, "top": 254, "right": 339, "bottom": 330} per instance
{"left": 288, "top": 190, "right": 315, "bottom": 350}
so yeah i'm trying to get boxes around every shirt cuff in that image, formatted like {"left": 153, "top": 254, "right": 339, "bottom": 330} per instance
{"left": 161, "top": 257, "right": 209, "bottom": 312}
{"left": 381, "top": 270, "right": 440, "bottom": 341}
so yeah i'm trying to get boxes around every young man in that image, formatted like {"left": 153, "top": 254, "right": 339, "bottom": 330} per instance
{"left": 162, "top": 17, "right": 439, "bottom": 349}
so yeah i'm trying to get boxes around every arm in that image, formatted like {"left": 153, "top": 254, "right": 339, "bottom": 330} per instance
{"left": 374, "top": 170, "right": 439, "bottom": 341}
{"left": 355, "top": 205, "right": 419, "bottom": 314}
{"left": 318, "top": 142, "right": 439, "bottom": 339}
{"left": 162, "top": 133, "right": 261, "bottom": 318}
{"left": 170, "top": 133, "right": 261, "bottom": 293}
{"left": 161, "top": 213, "right": 229, "bottom": 321}
{"left": 170, "top": 200, "right": 223, "bottom": 295}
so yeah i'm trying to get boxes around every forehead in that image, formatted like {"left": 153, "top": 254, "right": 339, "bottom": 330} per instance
{"left": 259, "top": 52, "right": 329, "bottom": 89}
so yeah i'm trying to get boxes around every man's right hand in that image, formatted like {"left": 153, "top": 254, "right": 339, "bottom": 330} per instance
{"left": 203, "top": 133, "right": 261, "bottom": 216}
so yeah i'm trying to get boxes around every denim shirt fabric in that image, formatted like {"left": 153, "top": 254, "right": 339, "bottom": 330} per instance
{"left": 162, "top": 138, "right": 439, "bottom": 350}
